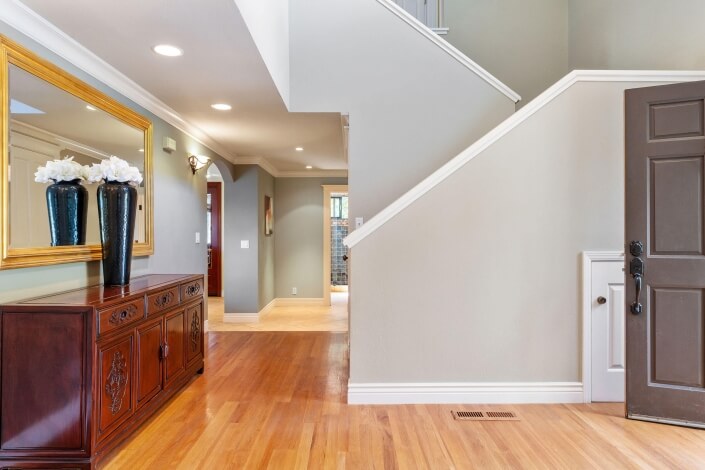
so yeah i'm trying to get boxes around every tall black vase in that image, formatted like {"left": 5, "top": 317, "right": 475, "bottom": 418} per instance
{"left": 46, "top": 179, "right": 88, "bottom": 246}
{"left": 97, "top": 182, "right": 137, "bottom": 286}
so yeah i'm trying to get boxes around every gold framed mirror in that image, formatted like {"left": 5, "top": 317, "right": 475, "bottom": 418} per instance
{"left": 0, "top": 36, "right": 153, "bottom": 269}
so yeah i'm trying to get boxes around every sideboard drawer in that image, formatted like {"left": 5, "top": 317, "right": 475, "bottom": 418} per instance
{"left": 98, "top": 299, "right": 145, "bottom": 336}
{"left": 180, "top": 279, "right": 203, "bottom": 302}
{"left": 147, "top": 287, "right": 180, "bottom": 316}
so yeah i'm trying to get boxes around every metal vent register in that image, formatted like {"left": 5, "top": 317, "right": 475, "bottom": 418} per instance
{"left": 451, "top": 410, "right": 520, "bottom": 421}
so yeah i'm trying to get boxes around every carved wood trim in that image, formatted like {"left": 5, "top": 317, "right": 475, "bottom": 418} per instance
{"left": 105, "top": 350, "right": 128, "bottom": 415}
{"left": 154, "top": 291, "right": 174, "bottom": 308}
{"left": 190, "top": 310, "right": 201, "bottom": 351}
{"left": 109, "top": 304, "right": 138, "bottom": 326}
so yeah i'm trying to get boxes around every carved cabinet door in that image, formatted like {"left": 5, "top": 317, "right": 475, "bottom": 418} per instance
{"left": 186, "top": 303, "right": 203, "bottom": 366}
{"left": 97, "top": 333, "right": 134, "bottom": 441}
{"left": 136, "top": 317, "right": 164, "bottom": 408}
{"left": 164, "top": 309, "right": 186, "bottom": 387}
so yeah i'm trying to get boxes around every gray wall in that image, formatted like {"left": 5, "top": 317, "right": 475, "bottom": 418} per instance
{"left": 444, "top": 0, "right": 570, "bottom": 106}
{"left": 570, "top": 0, "right": 705, "bottom": 71}
{"left": 0, "top": 21, "right": 214, "bottom": 304}
{"left": 223, "top": 165, "right": 260, "bottom": 313}
{"left": 221, "top": 165, "right": 276, "bottom": 313}
{"left": 349, "top": 80, "right": 658, "bottom": 384}
{"left": 274, "top": 177, "right": 347, "bottom": 299}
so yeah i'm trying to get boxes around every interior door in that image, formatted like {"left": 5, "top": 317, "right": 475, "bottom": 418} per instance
{"left": 625, "top": 80, "right": 705, "bottom": 427}
{"left": 207, "top": 182, "right": 222, "bottom": 297}
{"left": 591, "top": 260, "right": 625, "bottom": 402}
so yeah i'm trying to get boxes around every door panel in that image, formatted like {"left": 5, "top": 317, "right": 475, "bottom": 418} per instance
{"left": 651, "top": 288, "right": 705, "bottom": 388}
{"left": 136, "top": 317, "right": 163, "bottom": 407}
{"left": 626, "top": 80, "right": 705, "bottom": 427}
{"left": 97, "top": 333, "right": 134, "bottom": 440}
{"left": 591, "top": 261, "right": 625, "bottom": 402}
{"left": 649, "top": 156, "right": 704, "bottom": 255}
{"left": 165, "top": 309, "right": 186, "bottom": 386}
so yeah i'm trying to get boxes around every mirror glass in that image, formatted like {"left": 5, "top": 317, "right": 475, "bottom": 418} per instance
{"left": 1, "top": 37, "right": 153, "bottom": 269}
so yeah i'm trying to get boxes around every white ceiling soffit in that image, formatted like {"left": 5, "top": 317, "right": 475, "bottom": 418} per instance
{"left": 0, "top": 0, "right": 347, "bottom": 177}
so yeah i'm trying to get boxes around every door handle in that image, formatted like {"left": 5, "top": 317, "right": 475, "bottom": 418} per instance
{"left": 629, "top": 241, "right": 644, "bottom": 315}
{"left": 631, "top": 274, "right": 643, "bottom": 315}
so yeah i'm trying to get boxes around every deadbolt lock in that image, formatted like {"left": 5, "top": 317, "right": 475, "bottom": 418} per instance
{"left": 597, "top": 296, "right": 607, "bottom": 304}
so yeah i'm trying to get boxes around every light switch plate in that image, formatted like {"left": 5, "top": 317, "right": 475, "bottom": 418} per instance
{"left": 355, "top": 217, "right": 364, "bottom": 229}
{"left": 195, "top": 232, "right": 200, "bottom": 244}
{"left": 241, "top": 240, "right": 250, "bottom": 249}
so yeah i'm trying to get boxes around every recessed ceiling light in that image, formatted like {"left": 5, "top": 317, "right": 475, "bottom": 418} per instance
{"left": 86, "top": 105, "right": 96, "bottom": 111}
{"left": 306, "top": 165, "right": 313, "bottom": 169}
{"left": 211, "top": 103, "right": 232, "bottom": 111}
{"left": 296, "top": 147, "right": 304, "bottom": 152}
{"left": 152, "top": 44, "right": 183, "bottom": 57}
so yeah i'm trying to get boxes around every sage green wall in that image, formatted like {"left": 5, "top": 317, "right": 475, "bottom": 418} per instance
{"left": 0, "top": 21, "right": 220, "bottom": 304}
{"left": 569, "top": 0, "right": 705, "bottom": 71}
{"left": 274, "top": 177, "right": 347, "bottom": 299}
{"left": 444, "top": 0, "right": 569, "bottom": 106}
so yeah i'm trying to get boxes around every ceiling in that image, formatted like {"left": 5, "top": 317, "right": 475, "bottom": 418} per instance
{"left": 18, "top": 0, "right": 346, "bottom": 174}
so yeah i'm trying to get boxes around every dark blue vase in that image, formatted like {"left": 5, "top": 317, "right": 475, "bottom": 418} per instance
{"left": 97, "top": 182, "right": 137, "bottom": 286}
{"left": 46, "top": 179, "right": 88, "bottom": 246}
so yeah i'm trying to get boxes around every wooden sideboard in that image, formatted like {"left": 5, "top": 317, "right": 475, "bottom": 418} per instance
{"left": 0, "top": 274, "right": 205, "bottom": 469}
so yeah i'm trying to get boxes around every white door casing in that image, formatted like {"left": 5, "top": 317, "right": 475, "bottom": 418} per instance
{"left": 582, "top": 252, "right": 625, "bottom": 403}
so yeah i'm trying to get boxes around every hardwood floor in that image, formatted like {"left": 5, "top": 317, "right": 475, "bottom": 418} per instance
{"left": 101, "top": 331, "right": 705, "bottom": 469}
{"left": 207, "top": 293, "right": 348, "bottom": 332}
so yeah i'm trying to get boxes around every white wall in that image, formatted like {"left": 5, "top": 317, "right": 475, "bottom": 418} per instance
{"left": 570, "top": 0, "right": 705, "bottom": 72}
{"left": 348, "top": 78, "right": 675, "bottom": 389}
{"left": 233, "top": 0, "right": 290, "bottom": 107}
{"left": 444, "top": 0, "right": 569, "bottom": 105}
{"left": 289, "top": 0, "right": 517, "bottom": 223}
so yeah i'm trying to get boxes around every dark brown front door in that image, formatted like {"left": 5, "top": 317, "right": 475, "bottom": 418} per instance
{"left": 626, "top": 80, "right": 705, "bottom": 427}
{"left": 207, "top": 182, "right": 222, "bottom": 297}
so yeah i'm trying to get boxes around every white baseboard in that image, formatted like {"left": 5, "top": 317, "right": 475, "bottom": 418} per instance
{"left": 347, "top": 382, "right": 584, "bottom": 404}
{"left": 275, "top": 297, "right": 325, "bottom": 306}
{"left": 222, "top": 297, "right": 326, "bottom": 323}
{"left": 260, "top": 298, "right": 277, "bottom": 315}
{"left": 223, "top": 312, "right": 259, "bottom": 323}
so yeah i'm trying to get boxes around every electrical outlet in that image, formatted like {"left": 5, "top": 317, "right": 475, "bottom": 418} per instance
{"left": 292, "top": 287, "right": 297, "bottom": 295}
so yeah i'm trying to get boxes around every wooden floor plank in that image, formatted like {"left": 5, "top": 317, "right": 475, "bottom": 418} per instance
{"left": 101, "top": 331, "right": 705, "bottom": 469}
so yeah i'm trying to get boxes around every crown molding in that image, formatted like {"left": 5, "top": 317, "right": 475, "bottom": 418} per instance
{"left": 1, "top": 0, "right": 238, "bottom": 164}
{"left": 233, "top": 156, "right": 347, "bottom": 178}
{"left": 344, "top": 69, "right": 705, "bottom": 248}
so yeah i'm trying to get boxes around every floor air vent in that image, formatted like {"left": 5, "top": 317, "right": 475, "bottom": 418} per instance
{"left": 451, "top": 410, "right": 519, "bottom": 421}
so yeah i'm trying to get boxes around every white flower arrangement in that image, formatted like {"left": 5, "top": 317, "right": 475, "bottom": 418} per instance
{"left": 34, "top": 156, "right": 88, "bottom": 183}
{"left": 87, "top": 156, "right": 143, "bottom": 185}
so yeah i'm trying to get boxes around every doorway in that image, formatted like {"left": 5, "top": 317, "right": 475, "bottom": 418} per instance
{"left": 323, "top": 185, "right": 349, "bottom": 306}
{"left": 206, "top": 168, "right": 223, "bottom": 297}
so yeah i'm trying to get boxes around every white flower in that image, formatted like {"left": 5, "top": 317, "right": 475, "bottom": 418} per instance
{"left": 87, "top": 156, "right": 143, "bottom": 185}
{"left": 34, "top": 156, "right": 89, "bottom": 183}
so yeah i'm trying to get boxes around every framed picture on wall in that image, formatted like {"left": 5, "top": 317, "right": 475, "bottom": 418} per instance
{"left": 264, "top": 195, "right": 273, "bottom": 236}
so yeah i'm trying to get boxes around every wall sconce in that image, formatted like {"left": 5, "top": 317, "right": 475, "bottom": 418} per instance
{"left": 188, "top": 154, "right": 212, "bottom": 174}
